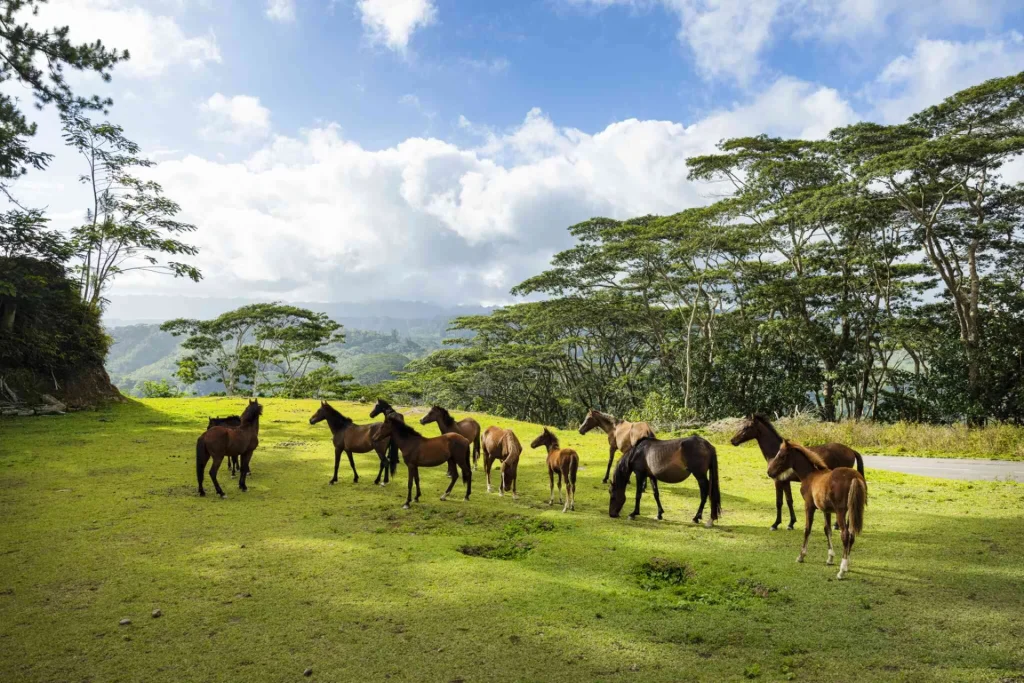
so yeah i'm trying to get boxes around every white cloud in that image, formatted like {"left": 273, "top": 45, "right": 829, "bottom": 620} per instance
{"left": 129, "top": 77, "right": 855, "bottom": 303}
{"left": 398, "top": 93, "right": 421, "bottom": 108}
{"left": 32, "top": 0, "right": 221, "bottom": 79}
{"left": 265, "top": 0, "right": 296, "bottom": 22}
{"left": 199, "top": 94, "right": 272, "bottom": 144}
{"left": 357, "top": 0, "right": 437, "bottom": 52}
{"left": 462, "top": 57, "right": 511, "bottom": 74}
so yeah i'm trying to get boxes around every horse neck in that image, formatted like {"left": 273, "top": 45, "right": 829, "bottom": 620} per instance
{"left": 753, "top": 422, "right": 783, "bottom": 461}
{"left": 592, "top": 412, "right": 617, "bottom": 434}
{"left": 437, "top": 412, "right": 456, "bottom": 430}
{"left": 324, "top": 412, "right": 350, "bottom": 435}
{"left": 787, "top": 449, "right": 819, "bottom": 479}
{"left": 390, "top": 424, "right": 421, "bottom": 449}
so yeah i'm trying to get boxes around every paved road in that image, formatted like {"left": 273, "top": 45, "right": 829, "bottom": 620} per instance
{"left": 862, "top": 454, "right": 1024, "bottom": 481}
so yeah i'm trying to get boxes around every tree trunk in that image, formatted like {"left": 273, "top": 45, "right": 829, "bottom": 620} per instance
{"left": 0, "top": 298, "right": 16, "bottom": 333}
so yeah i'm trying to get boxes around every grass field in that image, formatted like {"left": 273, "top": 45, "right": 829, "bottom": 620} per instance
{"left": 2, "top": 398, "right": 1023, "bottom": 682}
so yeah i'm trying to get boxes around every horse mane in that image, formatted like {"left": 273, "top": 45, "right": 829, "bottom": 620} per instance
{"left": 240, "top": 401, "right": 262, "bottom": 426}
{"left": 431, "top": 405, "right": 455, "bottom": 424}
{"left": 389, "top": 416, "right": 422, "bottom": 439}
{"left": 320, "top": 402, "right": 353, "bottom": 428}
{"left": 786, "top": 440, "right": 829, "bottom": 470}
{"left": 594, "top": 409, "right": 622, "bottom": 425}
{"left": 612, "top": 439, "right": 647, "bottom": 489}
{"left": 544, "top": 428, "right": 559, "bottom": 450}
{"left": 753, "top": 414, "right": 782, "bottom": 440}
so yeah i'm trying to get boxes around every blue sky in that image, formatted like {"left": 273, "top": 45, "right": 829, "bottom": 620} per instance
{"left": 11, "top": 0, "right": 1024, "bottom": 310}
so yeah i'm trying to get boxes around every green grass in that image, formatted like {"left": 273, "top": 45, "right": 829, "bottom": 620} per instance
{"left": 1, "top": 398, "right": 1023, "bottom": 682}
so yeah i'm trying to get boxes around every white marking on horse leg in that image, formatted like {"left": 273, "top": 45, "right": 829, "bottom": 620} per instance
{"left": 704, "top": 517, "right": 713, "bottom": 528}
{"left": 837, "top": 557, "right": 849, "bottom": 579}
{"left": 440, "top": 493, "right": 448, "bottom": 501}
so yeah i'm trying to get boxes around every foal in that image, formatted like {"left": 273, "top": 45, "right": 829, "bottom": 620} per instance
{"left": 386, "top": 414, "right": 472, "bottom": 509}
{"left": 309, "top": 401, "right": 397, "bottom": 485}
{"left": 767, "top": 440, "right": 867, "bottom": 580}
{"left": 206, "top": 415, "right": 242, "bottom": 476}
{"left": 608, "top": 435, "right": 721, "bottom": 526}
{"left": 196, "top": 399, "right": 261, "bottom": 497}
{"left": 481, "top": 426, "right": 522, "bottom": 495}
{"left": 579, "top": 409, "right": 655, "bottom": 484}
{"left": 420, "top": 406, "right": 482, "bottom": 469}
{"left": 530, "top": 429, "right": 578, "bottom": 512}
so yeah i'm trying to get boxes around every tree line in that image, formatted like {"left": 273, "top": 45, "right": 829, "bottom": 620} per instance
{"left": 385, "top": 73, "right": 1024, "bottom": 427}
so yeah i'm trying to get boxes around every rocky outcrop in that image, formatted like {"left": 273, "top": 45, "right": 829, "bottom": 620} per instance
{"left": 0, "top": 362, "right": 123, "bottom": 416}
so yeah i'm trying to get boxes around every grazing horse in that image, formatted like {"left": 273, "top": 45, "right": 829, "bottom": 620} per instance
{"left": 731, "top": 414, "right": 864, "bottom": 531}
{"left": 608, "top": 435, "right": 721, "bottom": 526}
{"left": 482, "top": 426, "right": 523, "bottom": 497}
{"left": 385, "top": 413, "right": 472, "bottom": 509}
{"left": 420, "top": 405, "right": 482, "bottom": 469}
{"left": 308, "top": 401, "right": 398, "bottom": 486}
{"left": 206, "top": 416, "right": 242, "bottom": 476}
{"left": 767, "top": 440, "right": 867, "bottom": 580}
{"left": 578, "top": 409, "right": 655, "bottom": 484}
{"left": 196, "top": 399, "right": 261, "bottom": 497}
{"left": 530, "top": 429, "right": 579, "bottom": 513}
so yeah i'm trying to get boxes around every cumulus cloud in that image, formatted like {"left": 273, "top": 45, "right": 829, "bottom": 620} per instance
{"left": 33, "top": 0, "right": 221, "bottom": 79}
{"left": 199, "top": 94, "right": 272, "bottom": 144}
{"left": 265, "top": 0, "right": 296, "bottom": 22}
{"left": 357, "top": 0, "right": 437, "bottom": 52}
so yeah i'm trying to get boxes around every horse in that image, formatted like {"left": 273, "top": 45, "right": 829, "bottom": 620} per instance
{"left": 367, "top": 398, "right": 402, "bottom": 466}
{"left": 420, "top": 405, "right": 482, "bottom": 469}
{"left": 731, "top": 414, "right": 864, "bottom": 531}
{"left": 482, "top": 426, "right": 522, "bottom": 497}
{"left": 530, "top": 429, "right": 579, "bottom": 513}
{"left": 385, "top": 413, "right": 472, "bottom": 509}
{"left": 309, "top": 401, "right": 398, "bottom": 486}
{"left": 206, "top": 416, "right": 242, "bottom": 476}
{"left": 608, "top": 435, "right": 721, "bottom": 526}
{"left": 578, "top": 409, "right": 655, "bottom": 484}
{"left": 196, "top": 399, "right": 261, "bottom": 497}
{"left": 767, "top": 440, "right": 867, "bottom": 580}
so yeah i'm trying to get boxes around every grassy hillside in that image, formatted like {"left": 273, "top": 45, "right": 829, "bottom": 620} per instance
{"left": 1, "top": 399, "right": 1022, "bottom": 681}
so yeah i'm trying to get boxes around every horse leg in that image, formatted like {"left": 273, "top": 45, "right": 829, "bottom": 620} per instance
{"left": 784, "top": 481, "right": 797, "bottom": 530}
{"left": 485, "top": 455, "right": 494, "bottom": 493}
{"left": 629, "top": 473, "right": 646, "bottom": 520}
{"left": 373, "top": 446, "right": 386, "bottom": 486}
{"left": 414, "top": 467, "right": 422, "bottom": 502}
{"left": 650, "top": 478, "right": 664, "bottom": 520}
{"left": 228, "top": 454, "right": 236, "bottom": 477}
{"left": 693, "top": 471, "right": 709, "bottom": 525}
{"left": 837, "top": 509, "right": 854, "bottom": 580}
{"left": 797, "top": 506, "right": 815, "bottom": 563}
{"left": 547, "top": 468, "right": 555, "bottom": 506}
{"left": 511, "top": 471, "right": 517, "bottom": 500}
{"left": 556, "top": 470, "right": 563, "bottom": 504}
{"left": 602, "top": 445, "right": 615, "bottom": 484}
{"left": 771, "top": 481, "right": 784, "bottom": 531}
{"left": 346, "top": 450, "right": 359, "bottom": 484}
{"left": 331, "top": 445, "right": 342, "bottom": 485}
{"left": 823, "top": 512, "right": 836, "bottom": 565}
{"left": 403, "top": 465, "right": 415, "bottom": 509}
{"left": 209, "top": 455, "right": 226, "bottom": 498}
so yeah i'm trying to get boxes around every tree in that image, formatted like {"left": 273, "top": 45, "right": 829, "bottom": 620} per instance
{"left": 62, "top": 106, "right": 200, "bottom": 310}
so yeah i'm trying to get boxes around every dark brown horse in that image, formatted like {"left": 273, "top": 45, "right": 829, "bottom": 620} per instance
{"left": 367, "top": 398, "right": 402, "bottom": 465}
{"left": 386, "top": 413, "right": 472, "bottom": 509}
{"left": 309, "top": 401, "right": 398, "bottom": 485}
{"left": 731, "top": 414, "right": 864, "bottom": 531}
{"left": 579, "top": 409, "right": 655, "bottom": 484}
{"left": 206, "top": 415, "right": 242, "bottom": 475}
{"left": 420, "top": 406, "right": 482, "bottom": 469}
{"left": 530, "top": 429, "right": 579, "bottom": 512}
{"left": 609, "top": 435, "right": 721, "bottom": 526}
{"left": 482, "top": 426, "right": 522, "bottom": 498}
{"left": 767, "top": 440, "right": 867, "bottom": 580}
{"left": 196, "top": 399, "right": 261, "bottom": 497}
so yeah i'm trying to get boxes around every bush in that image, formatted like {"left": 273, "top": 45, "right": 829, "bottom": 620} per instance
{"left": 139, "top": 379, "right": 181, "bottom": 398}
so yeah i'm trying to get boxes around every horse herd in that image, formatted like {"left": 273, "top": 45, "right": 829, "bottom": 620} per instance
{"left": 195, "top": 400, "right": 868, "bottom": 579}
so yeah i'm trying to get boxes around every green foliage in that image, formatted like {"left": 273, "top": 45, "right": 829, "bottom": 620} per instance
{"left": 139, "top": 379, "right": 180, "bottom": 398}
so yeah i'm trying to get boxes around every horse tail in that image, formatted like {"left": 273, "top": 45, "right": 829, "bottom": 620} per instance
{"left": 388, "top": 438, "right": 399, "bottom": 475}
{"left": 854, "top": 452, "right": 864, "bottom": 476}
{"left": 196, "top": 436, "right": 209, "bottom": 489}
{"left": 473, "top": 431, "right": 481, "bottom": 465}
{"left": 848, "top": 476, "right": 867, "bottom": 536}
{"left": 569, "top": 453, "right": 578, "bottom": 490}
{"left": 708, "top": 441, "right": 722, "bottom": 521}
{"left": 461, "top": 439, "right": 472, "bottom": 483}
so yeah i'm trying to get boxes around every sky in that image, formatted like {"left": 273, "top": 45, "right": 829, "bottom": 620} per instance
{"left": 8, "top": 0, "right": 1024, "bottom": 310}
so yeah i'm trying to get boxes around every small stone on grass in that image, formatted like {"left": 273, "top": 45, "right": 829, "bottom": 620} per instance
{"left": 119, "top": 618, "right": 131, "bottom": 626}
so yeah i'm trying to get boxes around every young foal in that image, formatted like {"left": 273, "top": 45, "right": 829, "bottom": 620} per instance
{"left": 309, "top": 401, "right": 397, "bottom": 485}
{"left": 608, "top": 435, "right": 721, "bottom": 526}
{"left": 767, "top": 440, "right": 867, "bottom": 580}
{"left": 206, "top": 416, "right": 242, "bottom": 476}
{"left": 420, "top": 406, "right": 482, "bottom": 469}
{"left": 481, "top": 426, "right": 522, "bottom": 494}
{"left": 579, "top": 409, "right": 655, "bottom": 484}
{"left": 386, "top": 414, "right": 472, "bottom": 509}
{"left": 196, "top": 399, "right": 261, "bottom": 497}
{"left": 530, "top": 429, "right": 578, "bottom": 512}
{"left": 731, "top": 414, "right": 864, "bottom": 531}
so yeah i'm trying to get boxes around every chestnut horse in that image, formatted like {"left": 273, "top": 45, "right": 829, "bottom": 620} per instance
{"left": 206, "top": 415, "right": 242, "bottom": 476}
{"left": 608, "top": 435, "right": 721, "bottom": 526}
{"left": 309, "top": 401, "right": 398, "bottom": 485}
{"left": 420, "top": 406, "right": 482, "bottom": 469}
{"left": 530, "top": 429, "right": 578, "bottom": 513}
{"left": 767, "top": 440, "right": 867, "bottom": 580}
{"left": 579, "top": 409, "right": 655, "bottom": 484}
{"left": 196, "top": 399, "right": 261, "bottom": 497}
{"left": 482, "top": 426, "right": 523, "bottom": 497}
{"left": 731, "top": 414, "right": 864, "bottom": 531}
{"left": 386, "top": 413, "right": 472, "bottom": 509}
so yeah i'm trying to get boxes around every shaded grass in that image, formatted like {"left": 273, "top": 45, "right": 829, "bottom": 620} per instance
{"left": 0, "top": 398, "right": 1022, "bottom": 682}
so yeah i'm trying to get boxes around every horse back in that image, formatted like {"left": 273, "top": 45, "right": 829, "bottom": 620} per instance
{"left": 458, "top": 417, "right": 481, "bottom": 441}
{"left": 482, "top": 426, "right": 506, "bottom": 457}
{"left": 619, "top": 421, "right": 654, "bottom": 450}
{"left": 811, "top": 443, "right": 859, "bottom": 469}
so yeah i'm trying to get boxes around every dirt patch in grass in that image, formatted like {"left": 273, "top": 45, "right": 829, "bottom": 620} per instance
{"left": 457, "top": 516, "right": 556, "bottom": 560}
{"left": 636, "top": 558, "right": 692, "bottom": 590}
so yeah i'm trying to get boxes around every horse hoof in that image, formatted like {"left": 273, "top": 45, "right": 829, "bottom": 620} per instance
{"left": 329, "top": 480, "right": 336, "bottom": 485}
{"left": 440, "top": 495, "right": 448, "bottom": 501}
{"left": 402, "top": 503, "right": 410, "bottom": 509}
{"left": 199, "top": 490, "right": 206, "bottom": 497}
{"left": 836, "top": 571, "right": 846, "bottom": 580}
{"left": 239, "top": 486, "right": 247, "bottom": 492}
{"left": 796, "top": 555, "right": 804, "bottom": 563}
{"left": 787, "top": 525, "right": 795, "bottom": 531}
{"left": 628, "top": 514, "right": 638, "bottom": 520}
{"left": 770, "top": 525, "right": 779, "bottom": 531}
{"left": 704, "top": 519, "right": 714, "bottom": 528}
{"left": 218, "top": 493, "right": 226, "bottom": 499}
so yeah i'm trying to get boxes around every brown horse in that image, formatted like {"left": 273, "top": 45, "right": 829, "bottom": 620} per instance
{"left": 767, "top": 440, "right": 867, "bottom": 580}
{"left": 386, "top": 413, "right": 472, "bottom": 509}
{"left": 196, "top": 399, "right": 261, "bottom": 497}
{"left": 530, "top": 429, "right": 578, "bottom": 512}
{"left": 206, "top": 415, "right": 242, "bottom": 476}
{"left": 608, "top": 435, "right": 721, "bottom": 526}
{"left": 420, "top": 405, "right": 482, "bottom": 469}
{"left": 579, "top": 409, "right": 655, "bottom": 484}
{"left": 309, "top": 401, "right": 398, "bottom": 485}
{"left": 369, "top": 398, "right": 404, "bottom": 423}
{"left": 482, "top": 426, "right": 523, "bottom": 497}
{"left": 731, "top": 414, "right": 864, "bottom": 531}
